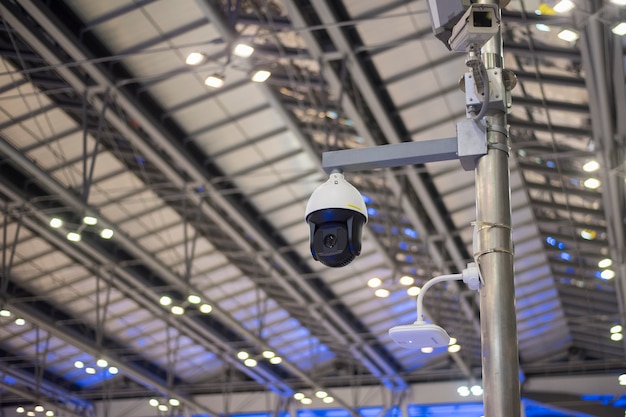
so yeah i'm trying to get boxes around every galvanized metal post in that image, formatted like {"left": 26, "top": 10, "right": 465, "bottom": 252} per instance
{"left": 475, "top": 4, "right": 521, "bottom": 416}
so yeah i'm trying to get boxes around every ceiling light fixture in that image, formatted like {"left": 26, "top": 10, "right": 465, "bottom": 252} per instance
{"left": 199, "top": 303, "right": 212, "bottom": 314}
{"left": 367, "top": 277, "right": 382, "bottom": 288}
{"left": 168, "top": 399, "right": 181, "bottom": 407}
{"left": 159, "top": 296, "right": 172, "bottom": 306}
{"left": 610, "top": 333, "right": 623, "bottom": 341}
{"left": 612, "top": 22, "right": 626, "bottom": 36}
{"left": 619, "top": 374, "right": 626, "bottom": 385}
{"left": 407, "top": 286, "right": 421, "bottom": 296}
{"left": 170, "top": 305, "right": 185, "bottom": 315}
{"left": 185, "top": 52, "right": 206, "bottom": 66}
{"left": 323, "top": 396, "right": 335, "bottom": 404}
{"left": 96, "top": 359, "right": 108, "bottom": 368}
{"left": 251, "top": 70, "right": 271, "bottom": 83}
{"left": 374, "top": 288, "right": 390, "bottom": 298}
{"left": 610, "top": 324, "right": 623, "bottom": 334}
{"left": 83, "top": 215, "right": 98, "bottom": 226}
{"left": 598, "top": 258, "right": 613, "bottom": 268}
{"left": 233, "top": 43, "right": 254, "bottom": 58}
{"left": 100, "top": 228, "right": 114, "bottom": 239}
{"left": 244, "top": 358, "right": 258, "bottom": 367}
{"left": 237, "top": 351, "right": 249, "bottom": 360}
{"left": 14, "top": 317, "right": 25, "bottom": 326}
{"left": 582, "top": 160, "right": 600, "bottom": 172}
{"left": 204, "top": 74, "right": 224, "bottom": 88}
{"left": 535, "top": 23, "right": 551, "bottom": 32}
{"left": 269, "top": 356, "right": 282, "bottom": 364}
{"left": 557, "top": 29, "right": 579, "bottom": 42}
{"left": 262, "top": 350, "right": 275, "bottom": 359}
{"left": 187, "top": 294, "right": 201, "bottom": 304}
{"left": 293, "top": 392, "right": 305, "bottom": 401}
{"left": 300, "top": 398, "right": 313, "bottom": 405}
{"left": 583, "top": 177, "right": 601, "bottom": 189}
{"left": 580, "top": 229, "right": 596, "bottom": 240}
{"left": 66, "top": 232, "right": 81, "bottom": 242}
{"left": 600, "top": 269, "right": 615, "bottom": 280}
{"left": 399, "top": 275, "right": 415, "bottom": 286}
{"left": 553, "top": 0, "right": 575, "bottom": 12}
{"left": 448, "top": 344, "right": 462, "bottom": 353}
{"left": 49, "top": 217, "right": 63, "bottom": 228}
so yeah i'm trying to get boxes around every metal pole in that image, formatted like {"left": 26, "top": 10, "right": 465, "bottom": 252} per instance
{"left": 475, "top": 3, "right": 521, "bottom": 416}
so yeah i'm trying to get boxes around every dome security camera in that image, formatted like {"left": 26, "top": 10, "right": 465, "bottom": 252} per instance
{"left": 305, "top": 172, "right": 368, "bottom": 268}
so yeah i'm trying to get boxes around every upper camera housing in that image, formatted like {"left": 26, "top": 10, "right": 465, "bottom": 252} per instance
{"left": 305, "top": 172, "right": 368, "bottom": 268}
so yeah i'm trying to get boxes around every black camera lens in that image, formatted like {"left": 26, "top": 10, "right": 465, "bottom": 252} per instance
{"left": 324, "top": 234, "right": 337, "bottom": 248}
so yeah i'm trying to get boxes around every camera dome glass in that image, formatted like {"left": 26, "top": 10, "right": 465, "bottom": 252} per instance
{"left": 324, "top": 234, "right": 337, "bottom": 248}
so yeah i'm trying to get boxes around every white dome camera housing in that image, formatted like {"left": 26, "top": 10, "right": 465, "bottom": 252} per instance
{"left": 305, "top": 172, "right": 368, "bottom": 268}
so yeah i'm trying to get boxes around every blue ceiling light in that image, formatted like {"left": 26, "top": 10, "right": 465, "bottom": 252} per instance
{"left": 367, "top": 207, "right": 378, "bottom": 216}
{"left": 560, "top": 252, "right": 572, "bottom": 261}
{"left": 403, "top": 227, "right": 418, "bottom": 238}
{"left": 361, "top": 194, "right": 372, "bottom": 204}
{"left": 546, "top": 236, "right": 557, "bottom": 246}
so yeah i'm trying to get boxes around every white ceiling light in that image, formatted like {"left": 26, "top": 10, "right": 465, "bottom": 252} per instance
{"left": 553, "top": 0, "right": 575, "bottom": 13}
{"left": 374, "top": 288, "right": 390, "bottom": 298}
{"left": 293, "top": 392, "right": 305, "bottom": 401}
{"left": 170, "top": 305, "right": 185, "bottom": 315}
{"left": 49, "top": 217, "right": 63, "bottom": 228}
{"left": 0, "top": 309, "right": 11, "bottom": 317}
{"left": 237, "top": 351, "right": 249, "bottom": 360}
{"left": 448, "top": 344, "right": 461, "bottom": 353}
{"left": 315, "top": 390, "right": 328, "bottom": 398}
{"left": 199, "top": 303, "right": 212, "bottom": 314}
{"left": 610, "top": 324, "right": 623, "bottom": 333}
{"left": 262, "top": 350, "right": 275, "bottom": 359}
{"left": 66, "top": 232, "right": 81, "bottom": 242}
{"left": 108, "top": 366, "right": 119, "bottom": 374}
{"left": 300, "top": 398, "right": 312, "bottom": 405}
{"left": 100, "top": 228, "right": 114, "bottom": 239}
{"left": 407, "top": 286, "right": 421, "bottom": 296}
{"left": 14, "top": 317, "right": 25, "bottom": 326}
{"left": 185, "top": 52, "right": 205, "bottom": 65}
{"left": 323, "top": 396, "right": 334, "bottom": 404}
{"left": 233, "top": 43, "right": 254, "bottom": 58}
{"left": 96, "top": 359, "right": 108, "bottom": 368}
{"left": 598, "top": 258, "right": 613, "bottom": 269}
{"left": 73, "top": 360, "right": 84, "bottom": 369}
{"left": 159, "top": 296, "right": 172, "bottom": 306}
{"left": 535, "top": 23, "right": 551, "bottom": 32}
{"left": 83, "top": 215, "right": 98, "bottom": 225}
{"left": 600, "top": 269, "right": 615, "bottom": 280}
{"left": 367, "top": 277, "right": 382, "bottom": 288}
{"left": 399, "top": 275, "right": 415, "bottom": 286}
{"left": 557, "top": 29, "right": 579, "bottom": 42}
{"left": 187, "top": 294, "right": 201, "bottom": 304}
{"left": 470, "top": 385, "right": 484, "bottom": 396}
{"left": 85, "top": 367, "right": 96, "bottom": 375}
{"left": 251, "top": 70, "right": 271, "bottom": 83}
{"left": 582, "top": 160, "right": 599, "bottom": 172}
{"left": 420, "top": 347, "right": 434, "bottom": 353}
{"left": 610, "top": 332, "right": 623, "bottom": 341}
{"left": 157, "top": 405, "right": 168, "bottom": 412}
{"left": 149, "top": 399, "right": 159, "bottom": 407}
{"left": 269, "top": 356, "right": 282, "bottom": 364}
{"left": 204, "top": 74, "right": 224, "bottom": 88}
{"left": 619, "top": 374, "right": 626, "bottom": 385}
{"left": 583, "top": 177, "right": 601, "bottom": 189}
{"left": 611, "top": 22, "right": 626, "bottom": 36}
{"left": 457, "top": 386, "right": 470, "bottom": 397}
{"left": 244, "top": 358, "right": 257, "bottom": 367}
{"left": 168, "top": 399, "right": 180, "bottom": 407}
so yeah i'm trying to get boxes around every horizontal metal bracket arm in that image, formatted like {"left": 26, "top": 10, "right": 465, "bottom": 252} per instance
{"left": 322, "top": 122, "right": 487, "bottom": 173}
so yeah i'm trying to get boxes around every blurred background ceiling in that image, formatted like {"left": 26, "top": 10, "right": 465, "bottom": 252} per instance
{"left": 0, "top": 0, "right": 624, "bottom": 416}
